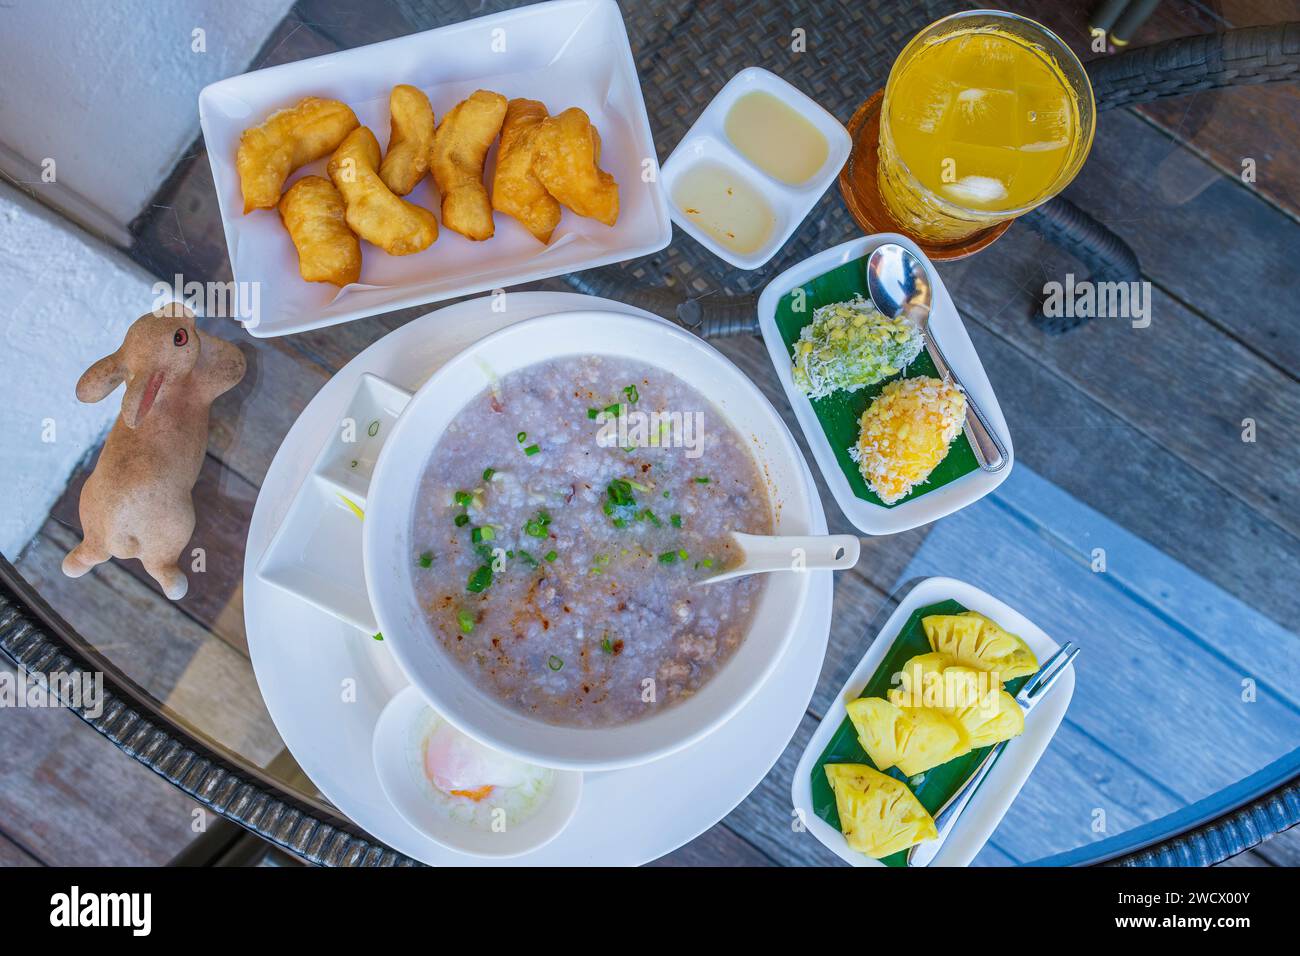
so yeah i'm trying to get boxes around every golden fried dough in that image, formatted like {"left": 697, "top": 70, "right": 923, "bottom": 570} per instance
{"left": 531, "top": 107, "right": 619, "bottom": 227}
{"left": 237, "top": 97, "right": 359, "bottom": 214}
{"left": 379, "top": 84, "right": 435, "bottom": 196}
{"left": 278, "top": 176, "right": 362, "bottom": 287}
{"left": 327, "top": 127, "right": 439, "bottom": 256}
{"left": 491, "top": 98, "right": 562, "bottom": 244}
{"left": 430, "top": 89, "right": 508, "bottom": 240}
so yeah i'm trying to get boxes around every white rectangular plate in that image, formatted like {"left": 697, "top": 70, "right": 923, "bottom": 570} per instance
{"left": 198, "top": 0, "right": 671, "bottom": 338}
{"left": 792, "top": 576, "right": 1074, "bottom": 867}
{"left": 757, "top": 234, "right": 1013, "bottom": 534}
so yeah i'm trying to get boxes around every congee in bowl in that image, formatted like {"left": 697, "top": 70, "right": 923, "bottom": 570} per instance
{"left": 409, "top": 355, "right": 774, "bottom": 728}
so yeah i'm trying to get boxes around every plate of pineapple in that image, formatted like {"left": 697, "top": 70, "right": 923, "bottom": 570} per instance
{"left": 792, "top": 576, "right": 1074, "bottom": 867}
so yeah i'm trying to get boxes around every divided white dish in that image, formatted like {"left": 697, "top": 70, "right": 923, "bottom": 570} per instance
{"left": 791, "top": 576, "right": 1074, "bottom": 867}
{"left": 256, "top": 373, "right": 412, "bottom": 633}
{"left": 198, "top": 0, "right": 671, "bottom": 337}
{"left": 757, "top": 234, "right": 1014, "bottom": 534}
{"left": 660, "top": 66, "right": 851, "bottom": 269}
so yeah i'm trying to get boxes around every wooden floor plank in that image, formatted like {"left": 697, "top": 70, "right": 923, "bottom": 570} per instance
{"left": 1057, "top": 108, "right": 1300, "bottom": 375}
{"left": 941, "top": 232, "right": 1300, "bottom": 543}
{"left": 649, "top": 823, "right": 777, "bottom": 867}
{"left": 0, "top": 831, "right": 41, "bottom": 867}
{"left": 0, "top": 664, "right": 200, "bottom": 866}
{"left": 941, "top": 319, "right": 1300, "bottom": 631}
{"left": 16, "top": 522, "right": 283, "bottom": 767}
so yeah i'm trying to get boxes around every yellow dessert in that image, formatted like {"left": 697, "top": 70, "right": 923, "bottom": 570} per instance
{"left": 850, "top": 376, "right": 965, "bottom": 504}
{"left": 825, "top": 763, "right": 937, "bottom": 858}
{"left": 923, "top": 611, "right": 1039, "bottom": 680}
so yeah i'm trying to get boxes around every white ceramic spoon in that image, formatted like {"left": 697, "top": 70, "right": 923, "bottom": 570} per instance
{"left": 696, "top": 532, "right": 860, "bottom": 586}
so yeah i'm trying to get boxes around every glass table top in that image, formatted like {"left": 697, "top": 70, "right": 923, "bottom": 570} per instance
{"left": 5, "top": 0, "right": 1298, "bottom": 866}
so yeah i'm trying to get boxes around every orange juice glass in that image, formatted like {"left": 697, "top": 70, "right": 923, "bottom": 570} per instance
{"left": 877, "top": 10, "right": 1096, "bottom": 244}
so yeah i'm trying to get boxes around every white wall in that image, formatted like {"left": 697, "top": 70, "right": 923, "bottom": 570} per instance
{"left": 0, "top": 0, "right": 293, "bottom": 243}
{"left": 0, "top": 183, "right": 159, "bottom": 558}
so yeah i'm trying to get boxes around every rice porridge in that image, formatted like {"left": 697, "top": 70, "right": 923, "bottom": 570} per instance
{"left": 410, "top": 355, "right": 774, "bottom": 728}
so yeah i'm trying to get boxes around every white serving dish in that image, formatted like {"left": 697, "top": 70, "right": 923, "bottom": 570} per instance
{"left": 242, "top": 290, "right": 835, "bottom": 865}
{"left": 372, "top": 686, "right": 582, "bottom": 858}
{"left": 256, "top": 373, "right": 412, "bottom": 633}
{"left": 792, "top": 576, "right": 1074, "bottom": 867}
{"left": 757, "top": 233, "right": 1014, "bottom": 534}
{"left": 660, "top": 66, "right": 851, "bottom": 270}
{"left": 198, "top": 0, "right": 671, "bottom": 338}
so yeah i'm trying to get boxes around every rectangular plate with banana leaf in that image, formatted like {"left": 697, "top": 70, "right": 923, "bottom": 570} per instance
{"left": 791, "top": 576, "right": 1074, "bottom": 867}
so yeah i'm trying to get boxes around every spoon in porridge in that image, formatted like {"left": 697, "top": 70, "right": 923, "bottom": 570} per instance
{"left": 695, "top": 532, "right": 860, "bottom": 586}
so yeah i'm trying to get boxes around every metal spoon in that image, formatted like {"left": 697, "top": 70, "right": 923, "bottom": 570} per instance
{"left": 866, "top": 243, "right": 1007, "bottom": 472}
{"left": 695, "top": 532, "right": 860, "bottom": 586}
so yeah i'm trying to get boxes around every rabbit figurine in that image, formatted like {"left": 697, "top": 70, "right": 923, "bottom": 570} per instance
{"left": 61, "top": 303, "right": 246, "bottom": 599}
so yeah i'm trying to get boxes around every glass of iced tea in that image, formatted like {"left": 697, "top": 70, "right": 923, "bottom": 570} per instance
{"left": 876, "top": 10, "right": 1095, "bottom": 244}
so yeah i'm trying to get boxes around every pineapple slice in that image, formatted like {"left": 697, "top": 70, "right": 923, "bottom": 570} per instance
{"left": 922, "top": 612, "right": 1038, "bottom": 681}
{"left": 893, "top": 706, "right": 968, "bottom": 776}
{"left": 951, "top": 688, "right": 1025, "bottom": 749}
{"left": 848, "top": 696, "right": 969, "bottom": 777}
{"left": 846, "top": 697, "right": 907, "bottom": 771}
{"left": 894, "top": 653, "right": 989, "bottom": 712}
{"left": 825, "top": 763, "right": 937, "bottom": 858}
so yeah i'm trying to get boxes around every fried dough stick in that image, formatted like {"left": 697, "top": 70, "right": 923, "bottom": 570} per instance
{"left": 531, "top": 107, "right": 619, "bottom": 227}
{"left": 430, "top": 89, "right": 508, "bottom": 240}
{"left": 327, "top": 127, "right": 439, "bottom": 256}
{"left": 237, "top": 97, "right": 359, "bottom": 213}
{"left": 278, "top": 176, "right": 362, "bottom": 286}
{"left": 380, "top": 84, "right": 435, "bottom": 195}
{"left": 491, "top": 98, "right": 562, "bottom": 243}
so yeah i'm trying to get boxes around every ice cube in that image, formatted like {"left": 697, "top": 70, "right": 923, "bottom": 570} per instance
{"left": 1017, "top": 83, "right": 1074, "bottom": 152}
{"left": 946, "top": 86, "right": 1019, "bottom": 148}
{"left": 889, "top": 73, "right": 960, "bottom": 136}
{"left": 940, "top": 175, "right": 1009, "bottom": 207}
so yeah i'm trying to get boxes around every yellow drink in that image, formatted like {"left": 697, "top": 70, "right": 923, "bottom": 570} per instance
{"left": 877, "top": 12, "right": 1094, "bottom": 243}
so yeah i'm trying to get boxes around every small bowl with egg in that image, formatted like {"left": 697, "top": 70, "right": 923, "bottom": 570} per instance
{"left": 661, "top": 66, "right": 851, "bottom": 270}
{"left": 373, "top": 686, "right": 583, "bottom": 858}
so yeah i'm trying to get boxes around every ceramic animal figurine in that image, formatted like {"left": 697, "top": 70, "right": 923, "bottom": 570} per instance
{"left": 62, "top": 303, "right": 246, "bottom": 599}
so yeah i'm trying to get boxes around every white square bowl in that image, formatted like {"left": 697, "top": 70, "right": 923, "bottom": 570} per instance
{"left": 198, "top": 0, "right": 671, "bottom": 338}
{"left": 660, "top": 66, "right": 851, "bottom": 270}
{"left": 757, "top": 234, "right": 1014, "bottom": 534}
{"left": 792, "top": 576, "right": 1075, "bottom": 867}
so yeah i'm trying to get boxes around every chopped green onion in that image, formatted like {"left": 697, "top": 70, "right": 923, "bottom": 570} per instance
{"left": 603, "top": 403, "right": 620, "bottom": 416}
{"left": 372, "top": 632, "right": 383, "bottom": 641}
{"left": 623, "top": 384, "right": 639, "bottom": 403}
{"left": 626, "top": 478, "right": 652, "bottom": 492}
{"left": 471, "top": 526, "right": 495, "bottom": 543}
{"left": 695, "top": 476, "right": 710, "bottom": 484}
{"left": 517, "top": 549, "right": 538, "bottom": 567}
{"left": 663, "top": 490, "right": 670, "bottom": 498}
{"left": 453, "top": 490, "right": 472, "bottom": 506}
{"left": 544, "top": 550, "right": 558, "bottom": 562}
{"left": 523, "top": 511, "right": 551, "bottom": 538}
{"left": 548, "top": 655, "right": 564, "bottom": 671}
{"left": 587, "top": 408, "right": 599, "bottom": 420}
{"left": 678, "top": 549, "right": 688, "bottom": 560}
{"left": 482, "top": 467, "right": 495, "bottom": 481}
{"left": 466, "top": 565, "right": 493, "bottom": 593}
{"left": 658, "top": 551, "right": 678, "bottom": 564}
{"left": 524, "top": 444, "right": 540, "bottom": 456}
{"left": 639, "top": 509, "right": 662, "bottom": 528}
{"left": 601, "top": 636, "right": 614, "bottom": 654}
{"left": 516, "top": 431, "right": 527, "bottom": 443}
{"left": 417, "top": 551, "right": 433, "bottom": 568}
{"left": 368, "top": 420, "right": 380, "bottom": 437}
{"left": 457, "top": 609, "right": 475, "bottom": 634}
{"left": 671, "top": 514, "right": 683, "bottom": 528}
{"left": 454, "top": 513, "right": 470, "bottom": 527}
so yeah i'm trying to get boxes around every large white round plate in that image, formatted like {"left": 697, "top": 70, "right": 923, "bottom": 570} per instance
{"left": 243, "top": 291, "right": 832, "bottom": 865}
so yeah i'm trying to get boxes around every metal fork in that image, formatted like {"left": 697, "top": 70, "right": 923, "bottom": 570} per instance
{"left": 907, "top": 642, "right": 1081, "bottom": 867}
